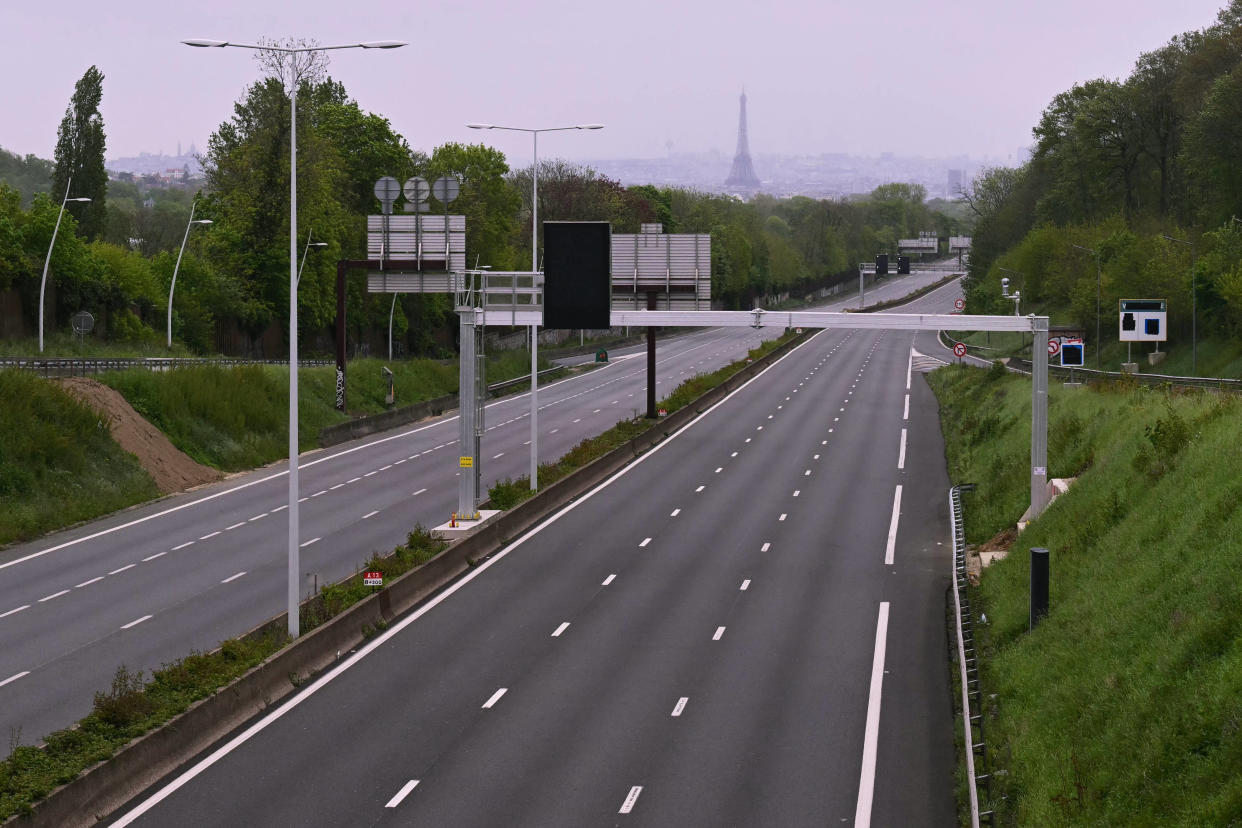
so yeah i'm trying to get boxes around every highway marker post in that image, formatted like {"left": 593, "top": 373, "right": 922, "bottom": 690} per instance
{"left": 1030, "top": 547, "right": 1049, "bottom": 629}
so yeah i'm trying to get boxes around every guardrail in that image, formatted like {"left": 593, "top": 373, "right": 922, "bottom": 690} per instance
{"left": 1, "top": 357, "right": 334, "bottom": 378}
{"left": 483, "top": 365, "right": 568, "bottom": 395}
{"left": 951, "top": 484, "right": 993, "bottom": 828}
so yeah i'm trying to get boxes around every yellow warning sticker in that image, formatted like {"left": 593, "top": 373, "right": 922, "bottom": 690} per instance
{"left": 459, "top": 456, "right": 474, "bottom": 468}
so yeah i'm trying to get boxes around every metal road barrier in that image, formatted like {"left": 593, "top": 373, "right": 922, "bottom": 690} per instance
{"left": 951, "top": 484, "right": 994, "bottom": 828}
{"left": 1, "top": 356, "right": 335, "bottom": 378}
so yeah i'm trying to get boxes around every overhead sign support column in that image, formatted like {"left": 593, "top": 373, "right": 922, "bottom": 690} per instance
{"left": 1030, "top": 315, "right": 1050, "bottom": 518}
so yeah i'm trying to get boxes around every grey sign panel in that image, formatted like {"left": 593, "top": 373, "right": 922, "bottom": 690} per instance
{"left": 898, "top": 238, "right": 938, "bottom": 250}
{"left": 367, "top": 214, "right": 466, "bottom": 272}
{"left": 949, "top": 235, "right": 973, "bottom": 250}
{"left": 611, "top": 232, "right": 711, "bottom": 311}
{"left": 366, "top": 272, "right": 461, "bottom": 293}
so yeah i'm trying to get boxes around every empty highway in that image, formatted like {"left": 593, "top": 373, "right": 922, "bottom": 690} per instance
{"left": 107, "top": 277, "right": 963, "bottom": 826}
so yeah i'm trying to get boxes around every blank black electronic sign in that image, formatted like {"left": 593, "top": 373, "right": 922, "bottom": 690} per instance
{"left": 543, "top": 222, "right": 611, "bottom": 329}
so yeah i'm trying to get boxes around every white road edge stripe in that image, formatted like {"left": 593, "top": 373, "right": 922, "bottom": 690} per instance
{"left": 740, "top": 579, "right": 751, "bottom": 591}
{"left": 221, "top": 572, "right": 246, "bottom": 584}
{"left": 898, "top": 428, "right": 907, "bottom": 470}
{"left": 713, "top": 626, "right": 726, "bottom": 640}
{"left": 0, "top": 605, "right": 30, "bottom": 619}
{"left": 903, "top": 394, "right": 910, "bottom": 420}
{"left": 76, "top": 576, "right": 105, "bottom": 587}
{"left": 854, "top": 602, "right": 891, "bottom": 828}
{"left": 620, "top": 786, "right": 643, "bottom": 814}
{"left": 0, "top": 671, "right": 30, "bottom": 688}
{"left": 385, "top": 779, "right": 419, "bottom": 808}
{"left": 885, "top": 485, "right": 903, "bottom": 566}
{"left": 671, "top": 697, "right": 688, "bottom": 717}
{"left": 106, "top": 332, "right": 822, "bottom": 828}
{"left": 551, "top": 622, "right": 570, "bottom": 637}
{"left": 142, "top": 552, "right": 166, "bottom": 562}
{"left": 362, "top": 510, "right": 380, "bottom": 520}
{"left": 482, "top": 688, "right": 507, "bottom": 709}
{"left": 300, "top": 537, "right": 320, "bottom": 548}
{"left": 121, "top": 615, "right": 152, "bottom": 630}
{"left": 602, "top": 573, "right": 616, "bottom": 586}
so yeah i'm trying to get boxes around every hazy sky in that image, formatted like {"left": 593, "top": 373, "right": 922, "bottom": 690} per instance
{"left": 0, "top": 0, "right": 1231, "bottom": 167}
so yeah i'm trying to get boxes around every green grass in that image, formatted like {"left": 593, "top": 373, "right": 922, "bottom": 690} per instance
{"left": 99, "top": 351, "right": 548, "bottom": 472}
{"left": 0, "top": 527, "right": 445, "bottom": 820}
{"left": 488, "top": 332, "right": 798, "bottom": 509}
{"left": 928, "top": 363, "right": 1242, "bottom": 826}
{"left": 0, "top": 371, "right": 158, "bottom": 546}
{"left": 0, "top": 333, "right": 199, "bottom": 359}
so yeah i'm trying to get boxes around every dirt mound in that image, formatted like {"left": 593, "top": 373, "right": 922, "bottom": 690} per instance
{"left": 57, "top": 377, "right": 222, "bottom": 495}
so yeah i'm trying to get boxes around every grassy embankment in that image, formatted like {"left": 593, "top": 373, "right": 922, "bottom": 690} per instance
{"left": 100, "top": 351, "right": 546, "bottom": 471}
{"left": 928, "top": 362, "right": 1242, "bottom": 826}
{"left": 0, "top": 372, "right": 158, "bottom": 546}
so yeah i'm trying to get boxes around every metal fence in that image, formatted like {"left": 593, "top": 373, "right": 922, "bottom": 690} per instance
{"left": 1, "top": 357, "right": 334, "bottom": 378}
{"left": 951, "top": 484, "right": 993, "bottom": 828}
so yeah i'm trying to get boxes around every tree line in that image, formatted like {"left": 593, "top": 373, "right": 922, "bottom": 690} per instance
{"left": 963, "top": 0, "right": 1242, "bottom": 347}
{"left": 1, "top": 57, "right": 968, "bottom": 357}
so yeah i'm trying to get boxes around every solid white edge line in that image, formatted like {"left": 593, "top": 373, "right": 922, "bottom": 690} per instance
{"left": 107, "top": 332, "right": 821, "bottom": 827}
{"left": 619, "top": 785, "right": 643, "bottom": 814}
{"left": 482, "top": 687, "right": 508, "bottom": 708}
{"left": 854, "top": 601, "right": 890, "bottom": 828}
{"left": 385, "top": 779, "right": 419, "bottom": 808}
{"left": 121, "top": 614, "right": 152, "bottom": 630}
{"left": 0, "top": 671, "right": 30, "bottom": 688}
{"left": 898, "top": 428, "right": 907, "bottom": 470}
{"left": 885, "top": 485, "right": 903, "bottom": 566}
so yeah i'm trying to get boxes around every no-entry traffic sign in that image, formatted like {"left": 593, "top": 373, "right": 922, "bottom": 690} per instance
{"left": 953, "top": 342, "right": 967, "bottom": 358}
{"left": 1048, "top": 338, "right": 1061, "bottom": 357}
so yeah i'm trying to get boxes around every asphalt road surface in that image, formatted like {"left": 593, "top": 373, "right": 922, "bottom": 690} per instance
{"left": 107, "top": 277, "right": 965, "bottom": 827}
{"left": 0, "top": 269, "right": 954, "bottom": 751}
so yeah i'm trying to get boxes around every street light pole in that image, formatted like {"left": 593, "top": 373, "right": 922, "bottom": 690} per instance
{"left": 185, "top": 37, "right": 405, "bottom": 638}
{"left": 1072, "top": 244, "right": 1101, "bottom": 370}
{"left": 466, "top": 122, "right": 604, "bottom": 492}
{"left": 168, "top": 203, "right": 212, "bottom": 348}
{"left": 39, "top": 177, "right": 92, "bottom": 353}
{"left": 1163, "top": 234, "right": 1197, "bottom": 375}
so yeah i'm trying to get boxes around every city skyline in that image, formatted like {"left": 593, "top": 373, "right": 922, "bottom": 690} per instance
{"left": 1, "top": 0, "right": 1227, "bottom": 165}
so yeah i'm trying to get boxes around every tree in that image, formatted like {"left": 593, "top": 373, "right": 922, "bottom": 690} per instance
{"left": 52, "top": 66, "right": 107, "bottom": 241}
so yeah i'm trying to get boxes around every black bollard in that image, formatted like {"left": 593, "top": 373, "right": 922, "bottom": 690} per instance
{"left": 1030, "top": 547, "right": 1049, "bottom": 630}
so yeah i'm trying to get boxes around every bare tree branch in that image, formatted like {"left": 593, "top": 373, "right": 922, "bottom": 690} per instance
{"left": 253, "top": 36, "right": 329, "bottom": 92}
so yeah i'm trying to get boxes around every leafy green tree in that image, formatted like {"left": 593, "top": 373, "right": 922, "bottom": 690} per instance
{"left": 52, "top": 66, "right": 108, "bottom": 241}
{"left": 0, "top": 148, "right": 54, "bottom": 206}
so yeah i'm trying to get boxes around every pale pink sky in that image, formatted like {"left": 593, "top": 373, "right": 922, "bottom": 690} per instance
{"left": 0, "top": 0, "right": 1229, "bottom": 164}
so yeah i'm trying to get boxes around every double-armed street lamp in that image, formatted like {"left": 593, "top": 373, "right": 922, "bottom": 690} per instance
{"left": 465, "top": 122, "right": 604, "bottom": 491}
{"left": 184, "top": 37, "right": 405, "bottom": 638}
{"left": 39, "top": 178, "right": 92, "bottom": 352}
{"left": 167, "top": 204, "right": 213, "bottom": 348}
{"left": 1162, "top": 234, "right": 1196, "bottom": 375}
{"left": 1071, "top": 244, "right": 1102, "bottom": 370}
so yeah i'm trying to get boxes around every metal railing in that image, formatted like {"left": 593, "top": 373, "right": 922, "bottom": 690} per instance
{"left": 1, "top": 356, "right": 335, "bottom": 378}
{"left": 951, "top": 484, "right": 993, "bottom": 828}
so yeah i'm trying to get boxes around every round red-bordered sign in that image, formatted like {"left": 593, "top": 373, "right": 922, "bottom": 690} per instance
{"left": 954, "top": 298, "right": 965, "bottom": 310}
{"left": 953, "top": 342, "right": 967, "bottom": 358}
{"left": 1048, "top": 338, "right": 1061, "bottom": 357}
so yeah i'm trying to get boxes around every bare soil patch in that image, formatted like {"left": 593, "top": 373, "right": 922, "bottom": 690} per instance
{"left": 57, "top": 377, "right": 221, "bottom": 495}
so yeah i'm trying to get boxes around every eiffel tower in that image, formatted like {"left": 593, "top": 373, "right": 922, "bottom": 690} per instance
{"left": 725, "top": 89, "right": 761, "bottom": 190}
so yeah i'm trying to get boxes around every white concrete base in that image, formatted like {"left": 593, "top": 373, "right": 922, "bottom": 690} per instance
{"left": 1017, "top": 477, "right": 1076, "bottom": 532}
{"left": 433, "top": 509, "right": 502, "bottom": 537}
{"left": 1121, "top": 362, "right": 1140, "bottom": 374}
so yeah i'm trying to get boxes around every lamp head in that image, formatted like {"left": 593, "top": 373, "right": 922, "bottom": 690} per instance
{"left": 310, "top": 242, "right": 328, "bottom": 248}
{"left": 360, "top": 41, "right": 406, "bottom": 49}
{"left": 183, "top": 39, "right": 228, "bottom": 47}
{"left": 577, "top": 124, "right": 605, "bottom": 130}
{"left": 466, "top": 123, "right": 493, "bottom": 130}
{"left": 194, "top": 219, "right": 213, "bottom": 225}
{"left": 68, "top": 197, "right": 92, "bottom": 203}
